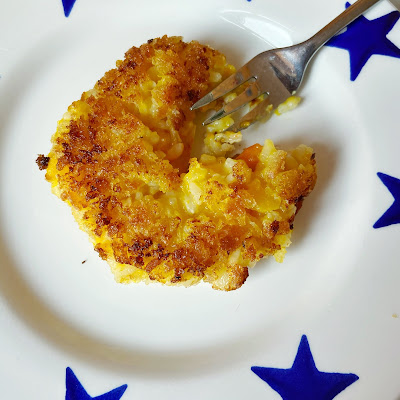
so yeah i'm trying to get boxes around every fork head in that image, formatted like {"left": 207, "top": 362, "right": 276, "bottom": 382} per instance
{"left": 191, "top": 48, "right": 300, "bottom": 132}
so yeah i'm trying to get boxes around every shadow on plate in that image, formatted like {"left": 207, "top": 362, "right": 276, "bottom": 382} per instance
{"left": 246, "top": 131, "right": 339, "bottom": 281}
{"left": 0, "top": 229, "right": 287, "bottom": 379}
{"left": 276, "top": 135, "right": 339, "bottom": 250}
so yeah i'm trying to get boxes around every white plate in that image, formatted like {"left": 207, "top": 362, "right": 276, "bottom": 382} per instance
{"left": 1, "top": 0, "right": 400, "bottom": 398}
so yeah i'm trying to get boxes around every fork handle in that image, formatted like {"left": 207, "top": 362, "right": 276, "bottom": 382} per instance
{"left": 304, "top": 0, "right": 381, "bottom": 53}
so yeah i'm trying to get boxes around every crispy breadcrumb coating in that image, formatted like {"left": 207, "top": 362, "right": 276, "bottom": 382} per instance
{"left": 37, "top": 36, "right": 316, "bottom": 291}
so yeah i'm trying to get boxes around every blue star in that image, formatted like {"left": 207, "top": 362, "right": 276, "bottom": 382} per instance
{"left": 62, "top": 0, "right": 77, "bottom": 17}
{"left": 65, "top": 368, "right": 127, "bottom": 400}
{"left": 326, "top": 2, "right": 400, "bottom": 81}
{"left": 251, "top": 335, "right": 359, "bottom": 400}
{"left": 374, "top": 172, "right": 400, "bottom": 229}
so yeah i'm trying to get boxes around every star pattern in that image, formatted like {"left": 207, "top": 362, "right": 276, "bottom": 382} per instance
{"left": 374, "top": 172, "right": 400, "bottom": 229}
{"left": 62, "top": 0, "right": 77, "bottom": 17}
{"left": 65, "top": 368, "right": 127, "bottom": 400}
{"left": 251, "top": 335, "right": 359, "bottom": 400}
{"left": 326, "top": 2, "right": 400, "bottom": 81}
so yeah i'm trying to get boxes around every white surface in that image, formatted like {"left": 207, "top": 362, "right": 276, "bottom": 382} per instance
{"left": 0, "top": 0, "right": 400, "bottom": 398}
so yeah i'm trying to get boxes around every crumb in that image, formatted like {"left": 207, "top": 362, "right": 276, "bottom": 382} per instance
{"left": 36, "top": 154, "right": 50, "bottom": 170}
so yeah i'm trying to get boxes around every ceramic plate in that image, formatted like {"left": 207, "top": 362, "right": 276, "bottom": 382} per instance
{"left": 1, "top": 0, "right": 400, "bottom": 398}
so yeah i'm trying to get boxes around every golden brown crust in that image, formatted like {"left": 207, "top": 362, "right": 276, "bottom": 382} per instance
{"left": 40, "top": 36, "right": 317, "bottom": 291}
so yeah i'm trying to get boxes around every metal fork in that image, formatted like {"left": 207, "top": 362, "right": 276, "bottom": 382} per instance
{"left": 191, "top": 0, "right": 381, "bottom": 132}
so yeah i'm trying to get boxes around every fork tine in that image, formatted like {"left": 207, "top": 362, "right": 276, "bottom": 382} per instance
{"left": 226, "top": 97, "right": 274, "bottom": 133}
{"left": 202, "top": 82, "right": 262, "bottom": 126}
{"left": 191, "top": 66, "right": 254, "bottom": 110}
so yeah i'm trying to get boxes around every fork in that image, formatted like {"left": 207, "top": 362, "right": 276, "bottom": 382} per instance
{"left": 191, "top": 0, "right": 381, "bottom": 132}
